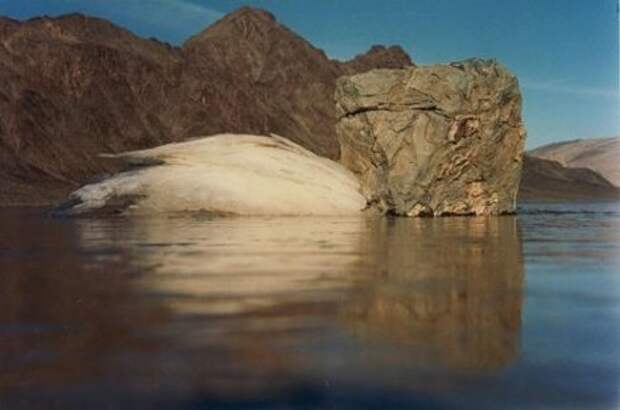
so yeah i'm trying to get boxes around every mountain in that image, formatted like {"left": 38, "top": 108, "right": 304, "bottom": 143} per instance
{"left": 518, "top": 155, "right": 620, "bottom": 202}
{"left": 0, "top": 7, "right": 616, "bottom": 206}
{"left": 529, "top": 137, "right": 620, "bottom": 187}
{"left": 0, "top": 8, "right": 412, "bottom": 206}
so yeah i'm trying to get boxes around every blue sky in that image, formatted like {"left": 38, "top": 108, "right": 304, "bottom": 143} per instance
{"left": 1, "top": 0, "right": 618, "bottom": 149}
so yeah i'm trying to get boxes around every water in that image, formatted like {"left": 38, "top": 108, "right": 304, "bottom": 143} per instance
{"left": 0, "top": 203, "right": 619, "bottom": 409}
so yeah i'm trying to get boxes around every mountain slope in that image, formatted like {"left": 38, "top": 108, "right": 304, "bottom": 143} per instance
{"left": 529, "top": 137, "right": 620, "bottom": 187}
{"left": 0, "top": 7, "right": 412, "bottom": 206}
{"left": 0, "top": 8, "right": 616, "bottom": 206}
{"left": 518, "top": 155, "right": 620, "bottom": 202}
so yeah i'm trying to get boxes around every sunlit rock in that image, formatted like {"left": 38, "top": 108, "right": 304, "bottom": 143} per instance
{"left": 335, "top": 58, "right": 526, "bottom": 216}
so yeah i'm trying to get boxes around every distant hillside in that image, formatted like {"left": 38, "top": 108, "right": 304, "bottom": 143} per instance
{"left": 530, "top": 137, "right": 620, "bottom": 187}
{"left": 518, "top": 155, "right": 620, "bottom": 202}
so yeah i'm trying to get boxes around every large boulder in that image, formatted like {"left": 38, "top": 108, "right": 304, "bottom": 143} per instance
{"left": 335, "top": 58, "right": 526, "bottom": 216}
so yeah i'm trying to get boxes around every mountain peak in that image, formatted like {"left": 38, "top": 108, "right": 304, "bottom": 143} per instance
{"left": 341, "top": 44, "right": 414, "bottom": 74}
{"left": 184, "top": 6, "right": 278, "bottom": 46}
{"left": 230, "top": 6, "right": 277, "bottom": 23}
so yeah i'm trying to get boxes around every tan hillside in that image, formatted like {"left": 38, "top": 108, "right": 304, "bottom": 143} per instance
{"left": 529, "top": 137, "right": 620, "bottom": 187}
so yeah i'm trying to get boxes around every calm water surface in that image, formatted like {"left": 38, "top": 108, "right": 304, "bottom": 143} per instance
{"left": 0, "top": 203, "right": 619, "bottom": 409}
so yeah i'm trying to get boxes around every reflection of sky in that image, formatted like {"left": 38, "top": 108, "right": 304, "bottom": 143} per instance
{"left": 515, "top": 203, "right": 620, "bottom": 408}
{"left": 1, "top": 0, "right": 617, "bottom": 148}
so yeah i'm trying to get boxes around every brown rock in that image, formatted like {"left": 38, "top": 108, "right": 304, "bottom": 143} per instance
{"left": 335, "top": 59, "right": 527, "bottom": 216}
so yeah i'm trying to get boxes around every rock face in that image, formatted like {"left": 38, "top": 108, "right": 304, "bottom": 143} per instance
{"left": 0, "top": 8, "right": 412, "bottom": 206}
{"left": 335, "top": 59, "right": 526, "bottom": 216}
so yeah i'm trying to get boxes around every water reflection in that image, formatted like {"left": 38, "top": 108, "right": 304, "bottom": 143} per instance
{"left": 0, "top": 212, "right": 525, "bottom": 408}
{"left": 0, "top": 213, "right": 171, "bottom": 397}
{"left": 101, "top": 217, "right": 369, "bottom": 316}
{"left": 344, "top": 217, "right": 523, "bottom": 371}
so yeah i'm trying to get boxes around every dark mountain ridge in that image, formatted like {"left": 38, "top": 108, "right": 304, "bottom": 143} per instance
{"left": 0, "top": 7, "right": 616, "bottom": 205}
{"left": 0, "top": 7, "right": 412, "bottom": 205}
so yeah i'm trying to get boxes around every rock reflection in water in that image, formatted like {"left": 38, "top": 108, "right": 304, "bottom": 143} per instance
{"left": 343, "top": 216, "right": 524, "bottom": 371}
{"left": 74, "top": 216, "right": 373, "bottom": 400}
{"left": 0, "top": 211, "right": 524, "bottom": 408}
{"left": 76, "top": 215, "right": 524, "bottom": 391}
{"left": 78, "top": 216, "right": 369, "bottom": 316}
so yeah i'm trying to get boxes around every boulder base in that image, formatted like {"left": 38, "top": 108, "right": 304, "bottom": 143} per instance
{"left": 335, "top": 59, "right": 526, "bottom": 216}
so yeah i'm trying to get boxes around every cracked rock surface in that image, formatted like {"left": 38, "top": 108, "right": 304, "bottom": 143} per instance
{"left": 335, "top": 59, "right": 526, "bottom": 216}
